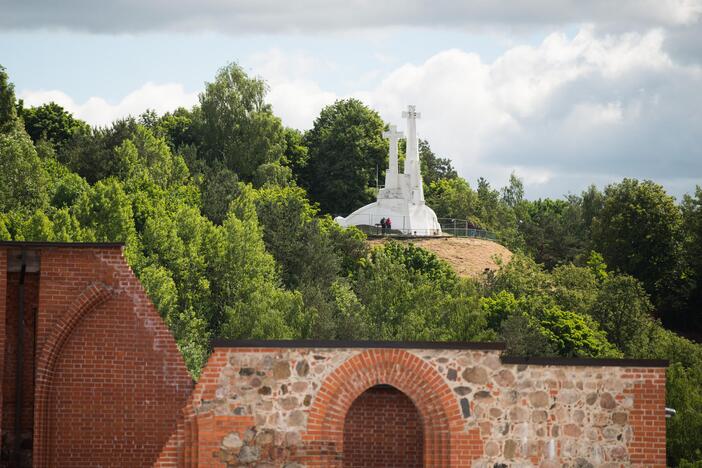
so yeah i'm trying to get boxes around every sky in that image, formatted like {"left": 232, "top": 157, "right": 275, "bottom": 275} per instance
{"left": 1, "top": 0, "right": 702, "bottom": 199}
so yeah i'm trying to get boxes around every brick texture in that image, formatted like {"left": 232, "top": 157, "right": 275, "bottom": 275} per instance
{"left": 1, "top": 272, "right": 39, "bottom": 466}
{"left": 343, "top": 385, "right": 423, "bottom": 468}
{"left": 0, "top": 245, "right": 193, "bottom": 468}
{"left": 624, "top": 368, "right": 667, "bottom": 467}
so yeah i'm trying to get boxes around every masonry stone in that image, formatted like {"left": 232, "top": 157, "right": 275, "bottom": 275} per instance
{"left": 238, "top": 445, "right": 260, "bottom": 464}
{"left": 155, "top": 344, "right": 668, "bottom": 467}
{"left": 599, "top": 391, "right": 617, "bottom": 409}
{"left": 223, "top": 433, "right": 243, "bottom": 450}
{"left": 463, "top": 366, "right": 489, "bottom": 384}
{"left": 273, "top": 361, "right": 291, "bottom": 379}
{"left": 529, "top": 390, "right": 550, "bottom": 407}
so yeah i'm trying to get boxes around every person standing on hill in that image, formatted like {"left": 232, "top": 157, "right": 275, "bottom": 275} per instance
{"left": 380, "top": 217, "right": 386, "bottom": 234}
{"left": 386, "top": 217, "right": 392, "bottom": 233}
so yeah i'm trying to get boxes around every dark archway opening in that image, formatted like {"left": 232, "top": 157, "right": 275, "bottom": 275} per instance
{"left": 342, "top": 384, "right": 424, "bottom": 468}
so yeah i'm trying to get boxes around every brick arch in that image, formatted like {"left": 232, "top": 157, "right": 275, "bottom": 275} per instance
{"left": 32, "top": 282, "right": 113, "bottom": 468}
{"left": 304, "top": 349, "right": 475, "bottom": 467}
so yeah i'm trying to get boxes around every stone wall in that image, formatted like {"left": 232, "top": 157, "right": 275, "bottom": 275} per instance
{"left": 158, "top": 343, "right": 667, "bottom": 468}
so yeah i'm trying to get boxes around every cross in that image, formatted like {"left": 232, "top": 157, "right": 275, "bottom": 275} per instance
{"left": 383, "top": 124, "right": 403, "bottom": 189}
{"left": 382, "top": 124, "right": 404, "bottom": 145}
{"left": 402, "top": 104, "right": 421, "bottom": 120}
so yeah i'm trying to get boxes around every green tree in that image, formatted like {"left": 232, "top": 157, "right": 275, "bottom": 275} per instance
{"left": 501, "top": 172, "right": 525, "bottom": 210}
{"left": 426, "top": 177, "right": 480, "bottom": 224}
{"left": 418, "top": 139, "right": 457, "bottom": 185}
{"left": 61, "top": 118, "right": 140, "bottom": 183}
{"left": 580, "top": 184, "right": 604, "bottom": 235}
{"left": 667, "top": 363, "right": 702, "bottom": 465}
{"left": 537, "top": 306, "right": 619, "bottom": 357}
{"left": 501, "top": 312, "right": 555, "bottom": 357}
{"left": 51, "top": 208, "right": 86, "bottom": 241}
{"left": 0, "top": 214, "right": 11, "bottom": 240}
{"left": 155, "top": 107, "right": 199, "bottom": 151}
{"left": 196, "top": 160, "right": 240, "bottom": 225}
{"left": 301, "top": 99, "right": 386, "bottom": 215}
{"left": 520, "top": 198, "right": 587, "bottom": 268}
{"left": 488, "top": 252, "right": 553, "bottom": 299}
{"left": 210, "top": 188, "right": 306, "bottom": 340}
{"left": 198, "top": 63, "right": 285, "bottom": 180}
{"left": 476, "top": 177, "right": 522, "bottom": 248}
{"left": 682, "top": 186, "right": 702, "bottom": 325}
{"left": 551, "top": 264, "right": 598, "bottom": 315}
{"left": 18, "top": 210, "right": 55, "bottom": 241}
{"left": 253, "top": 185, "right": 336, "bottom": 289}
{"left": 74, "top": 178, "right": 137, "bottom": 248}
{"left": 592, "top": 179, "right": 685, "bottom": 312}
{"left": 355, "top": 243, "right": 490, "bottom": 341}
{"left": 253, "top": 162, "right": 293, "bottom": 188}
{"left": 124, "top": 125, "right": 191, "bottom": 189}
{"left": 139, "top": 263, "right": 210, "bottom": 376}
{"left": 481, "top": 290, "right": 521, "bottom": 331}
{"left": 0, "top": 129, "right": 49, "bottom": 213}
{"left": 0, "top": 65, "right": 19, "bottom": 133}
{"left": 589, "top": 274, "right": 655, "bottom": 355}
{"left": 380, "top": 241, "right": 458, "bottom": 291}
{"left": 21, "top": 102, "right": 88, "bottom": 153}
{"left": 281, "top": 127, "right": 309, "bottom": 179}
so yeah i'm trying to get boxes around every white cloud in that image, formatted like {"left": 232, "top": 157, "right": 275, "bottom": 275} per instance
{"left": 260, "top": 26, "right": 702, "bottom": 196}
{"left": 19, "top": 82, "right": 198, "bottom": 127}
{"left": 247, "top": 48, "right": 339, "bottom": 128}
{"left": 18, "top": 26, "right": 702, "bottom": 198}
{"left": 2, "top": 0, "right": 701, "bottom": 34}
{"left": 267, "top": 80, "right": 337, "bottom": 129}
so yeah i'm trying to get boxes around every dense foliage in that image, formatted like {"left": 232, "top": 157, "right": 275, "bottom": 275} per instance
{"left": 1, "top": 63, "right": 701, "bottom": 465}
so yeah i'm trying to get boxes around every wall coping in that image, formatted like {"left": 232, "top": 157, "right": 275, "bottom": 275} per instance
{"left": 0, "top": 241, "right": 124, "bottom": 249}
{"left": 211, "top": 339, "right": 507, "bottom": 350}
{"left": 501, "top": 356, "right": 669, "bottom": 367}
{"left": 212, "top": 340, "right": 669, "bottom": 367}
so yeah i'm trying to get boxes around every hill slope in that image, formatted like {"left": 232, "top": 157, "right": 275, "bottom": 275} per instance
{"left": 367, "top": 237, "right": 513, "bottom": 277}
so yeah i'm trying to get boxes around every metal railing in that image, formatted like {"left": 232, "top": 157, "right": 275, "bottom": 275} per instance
{"left": 438, "top": 218, "right": 497, "bottom": 240}
{"left": 344, "top": 214, "right": 497, "bottom": 240}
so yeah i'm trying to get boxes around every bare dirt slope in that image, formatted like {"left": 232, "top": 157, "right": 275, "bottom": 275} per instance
{"left": 368, "top": 236, "right": 513, "bottom": 277}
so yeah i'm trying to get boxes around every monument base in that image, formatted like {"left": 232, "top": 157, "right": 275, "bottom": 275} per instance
{"left": 335, "top": 197, "right": 442, "bottom": 236}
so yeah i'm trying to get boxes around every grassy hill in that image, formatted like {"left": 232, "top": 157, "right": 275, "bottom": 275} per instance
{"left": 367, "top": 237, "right": 513, "bottom": 277}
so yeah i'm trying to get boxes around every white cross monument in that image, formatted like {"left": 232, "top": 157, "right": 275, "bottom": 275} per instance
{"left": 382, "top": 124, "right": 403, "bottom": 192}
{"left": 335, "top": 105, "right": 443, "bottom": 236}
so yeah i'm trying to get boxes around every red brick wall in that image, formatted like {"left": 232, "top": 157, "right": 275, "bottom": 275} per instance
{"left": 1, "top": 272, "right": 39, "bottom": 467}
{"left": 343, "top": 385, "right": 423, "bottom": 468}
{"left": 0, "top": 251, "right": 5, "bottom": 464}
{"left": 0, "top": 244, "right": 194, "bottom": 468}
{"left": 624, "top": 367, "right": 667, "bottom": 467}
{"left": 46, "top": 291, "right": 187, "bottom": 466}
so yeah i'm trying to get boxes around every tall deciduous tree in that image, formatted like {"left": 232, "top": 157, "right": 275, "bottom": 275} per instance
{"left": 0, "top": 129, "right": 50, "bottom": 213}
{"left": 0, "top": 65, "right": 19, "bottom": 133}
{"left": 520, "top": 198, "right": 587, "bottom": 268}
{"left": 20, "top": 102, "right": 88, "bottom": 153}
{"left": 592, "top": 179, "right": 685, "bottom": 310}
{"left": 61, "top": 118, "right": 140, "bottom": 183}
{"left": 198, "top": 63, "right": 285, "bottom": 180}
{"left": 301, "top": 99, "right": 386, "bottom": 215}
{"left": 682, "top": 187, "right": 702, "bottom": 324}
{"left": 418, "top": 139, "right": 457, "bottom": 185}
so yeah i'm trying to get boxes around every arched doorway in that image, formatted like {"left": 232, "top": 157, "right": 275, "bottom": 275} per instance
{"left": 303, "top": 349, "right": 474, "bottom": 467}
{"left": 343, "top": 385, "right": 423, "bottom": 467}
